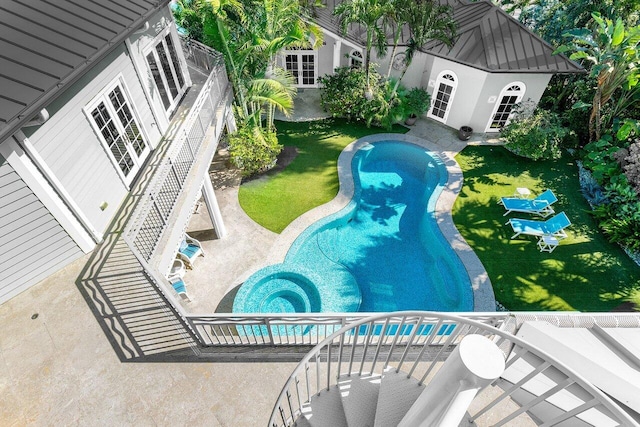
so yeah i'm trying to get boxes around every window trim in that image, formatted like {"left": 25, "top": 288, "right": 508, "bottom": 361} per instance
{"left": 427, "top": 70, "right": 458, "bottom": 123}
{"left": 84, "top": 75, "right": 150, "bottom": 188}
{"left": 143, "top": 26, "right": 188, "bottom": 116}
{"left": 282, "top": 49, "right": 318, "bottom": 88}
{"left": 349, "top": 49, "right": 363, "bottom": 68}
{"left": 485, "top": 81, "right": 526, "bottom": 132}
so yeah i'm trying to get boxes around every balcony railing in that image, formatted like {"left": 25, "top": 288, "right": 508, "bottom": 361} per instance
{"left": 123, "top": 39, "right": 229, "bottom": 268}
{"left": 268, "top": 312, "right": 639, "bottom": 427}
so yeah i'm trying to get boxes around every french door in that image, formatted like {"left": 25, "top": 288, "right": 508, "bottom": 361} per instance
{"left": 486, "top": 83, "right": 526, "bottom": 132}
{"left": 145, "top": 30, "right": 187, "bottom": 115}
{"left": 428, "top": 71, "right": 457, "bottom": 123}
{"left": 284, "top": 51, "right": 317, "bottom": 87}
{"left": 87, "top": 81, "right": 150, "bottom": 186}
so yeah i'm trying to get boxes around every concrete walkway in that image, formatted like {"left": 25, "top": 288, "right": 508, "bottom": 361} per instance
{"left": 0, "top": 88, "right": 502, "bottom": 426}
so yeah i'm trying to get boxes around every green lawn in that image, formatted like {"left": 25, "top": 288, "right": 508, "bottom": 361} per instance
{"left": 238, "top": 119, "right": 408, "bottom": 233}
{"left": 239, "top": 120, "right": 640, "bottom": 312}
{"left": 453, "top": 145, "right": 640, "bottom": 312}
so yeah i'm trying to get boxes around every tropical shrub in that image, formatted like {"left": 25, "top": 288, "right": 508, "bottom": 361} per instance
{"left": 403, "top": 87, "right": 431, "bottom": 118}
{"left": 592, "top": 179, "right": 640, "bottom": 251}
{"left": 228, "top": 125, "right": 282, "bottom": 177}
{"left": 500, "top": 108, "right": 569, "bottom": 160}
{"left": 319, "top": 66, "right": 404, "bottom": 129}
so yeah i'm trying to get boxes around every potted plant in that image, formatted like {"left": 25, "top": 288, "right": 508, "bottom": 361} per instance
{"left": 403, "top": 87, "right": 431, "bottom": 126}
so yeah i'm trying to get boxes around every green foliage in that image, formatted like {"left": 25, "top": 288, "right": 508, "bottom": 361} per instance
{"left": 592, "top": 179, "right": 640, "bottom": 251}
{"left": 403, "top": 87, "right": 431, "bottom": 117}
{"left": 318, "top": 66, "right": 408, "bottom": 129}
{"left": 500, "top": 108, "right": 568, "bottom": 160}
{"left": 556, "top": 12, "right": 640, "bottom": 141}
{"left": 228, "top": 125, "right": 283, "bottom": 177}
{"left": 581, "top": 134, "right": 623, "bottom": 182}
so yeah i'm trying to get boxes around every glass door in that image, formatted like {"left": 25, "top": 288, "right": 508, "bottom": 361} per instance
{"left": 88, "top": 82, "right": 150, "bottom": 186}
{"left": 146, "top": 31, "right": 187, "bottom": 116}
{"left": 284, "top": 50, "right": 317, "bottom": 87}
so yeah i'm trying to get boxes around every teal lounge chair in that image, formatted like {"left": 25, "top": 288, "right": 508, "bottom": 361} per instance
{"left": 507, "top": 211, "right": 571, "bottom": 240}
{"left": 177, "top": 233, "right": 204, "bottom": 269}
{"left": 500, "top": 189, "right": 557, "bottom": 217}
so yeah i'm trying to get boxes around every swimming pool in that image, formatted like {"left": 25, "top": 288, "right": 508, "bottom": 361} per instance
{"left": 233, "top": 140, "right": 474, "bottom": 314}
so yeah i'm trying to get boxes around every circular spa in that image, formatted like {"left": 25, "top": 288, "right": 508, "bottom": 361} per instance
{"left": 233, "top": 140, "right": 473, "bottom": 315}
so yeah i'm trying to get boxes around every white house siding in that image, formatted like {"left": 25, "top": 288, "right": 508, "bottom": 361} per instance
{"left": 0, "top": 153, "right": 82, "bottom": 303}
{"left": 421, "top": 56, "right": 488, "bottom": 131}
{"left": 317, "top": 35, "right": 336, "bottom": 79}
{"left": 473, "top": 73, "right": 552, "bottom": 132}
{"left": 23, "top": 42, "right": 160, "bottom": 236}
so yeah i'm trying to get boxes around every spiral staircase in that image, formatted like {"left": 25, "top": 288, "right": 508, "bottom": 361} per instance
{"left": 268, "top": 312, "right": 640, "bottom": 427}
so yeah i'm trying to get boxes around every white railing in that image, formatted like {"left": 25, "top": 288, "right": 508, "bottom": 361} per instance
{"left": 123, "top": 60, "right": 229, "bottom": 265}
{"left": 186, "top": 312, "right": 511, "bottom": 346}
{"left": 268, "top": 312, "right": 638, "bottom": 427}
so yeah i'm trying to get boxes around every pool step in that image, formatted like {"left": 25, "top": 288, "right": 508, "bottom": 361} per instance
{"left": 295, "top": 368, "right": 425, "bottom": 427}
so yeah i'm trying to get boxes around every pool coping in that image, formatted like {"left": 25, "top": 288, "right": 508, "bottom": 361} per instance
{"left": 262, "top": 133, "right": 496, "bottom": 312}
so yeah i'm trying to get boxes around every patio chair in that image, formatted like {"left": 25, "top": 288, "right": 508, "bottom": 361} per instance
{"left": 499, "top": 189, "right": 558, "bottom": 217}
{"left": 507, "top": 211, "right": 571, "bottom": 240}
{"left": 176, "top": 233, "right": 204, "bottom": 269}
{"left": 167, "top": 275, "right": 192, "bottom": 302}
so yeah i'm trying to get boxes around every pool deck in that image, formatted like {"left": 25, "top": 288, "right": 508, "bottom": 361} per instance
{"left": 0, "top": 89, "right": 504, "bottom": 425}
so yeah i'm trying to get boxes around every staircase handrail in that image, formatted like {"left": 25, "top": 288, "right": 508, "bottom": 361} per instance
{"left": 268, "top": 311, "right": 639, "bottom": 427}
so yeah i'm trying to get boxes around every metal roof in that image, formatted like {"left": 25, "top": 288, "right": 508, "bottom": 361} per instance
{"left": 424, "top": 0, "right": 583, "bottom": 73}
{"left": 313, "top": 0, "right": 582, "bottom": 74}
{"left": 0, "top": 0, "right": 169, "bottom": 142}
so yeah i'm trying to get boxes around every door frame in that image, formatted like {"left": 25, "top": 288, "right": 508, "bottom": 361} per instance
{"left": 84, "top": 75, "right": 151, "bottom": 188}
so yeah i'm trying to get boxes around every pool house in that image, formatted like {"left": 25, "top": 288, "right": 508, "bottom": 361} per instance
{"left": 1, "top": 0, "right": 640, "bottom": 426}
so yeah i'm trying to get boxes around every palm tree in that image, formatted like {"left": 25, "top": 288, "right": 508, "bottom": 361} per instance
{"left": 557, "top": 13, "right": 640, "bottom": 141}
{"left": 391, "top": 0, "right": 456, "bottom": 97}
{"left": 334, "top": 0, "right": 394, "bottom": 96}
{"left": 202, "top": 0, "right": 251, "bottom": 118}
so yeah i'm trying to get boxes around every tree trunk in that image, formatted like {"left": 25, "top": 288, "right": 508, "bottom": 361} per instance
{"left": 590, "top": 85, "right": 602, "bottom": 142}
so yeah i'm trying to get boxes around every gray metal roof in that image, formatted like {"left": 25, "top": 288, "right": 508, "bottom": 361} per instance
{"left": 313, "top": 0, "right": 582, "bottom": 74}
{"left": 424, "top": 0, "right": 583, "bottom": 73}
{"left": 0, "top": 0, "right": 169, "bottom": 142}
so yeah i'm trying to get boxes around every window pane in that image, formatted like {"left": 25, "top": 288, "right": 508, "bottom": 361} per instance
{"left": 156, "top": 43, "right": 178, "bottom": 98}
{"left": 109, "top": 86, "right": 147, "bottom": 156}
{"left": 165, "top": 34, "right": 185, "bottom": 88}
{"left": 146, "top": 52, "right": 171, "bottom": 109}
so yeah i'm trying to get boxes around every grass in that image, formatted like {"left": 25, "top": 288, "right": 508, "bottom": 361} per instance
{"left": 453, "top": 145, "right": 640, "bottom": 312}
{"left": 239, "top": 118, "right": 408, "bottom": 233}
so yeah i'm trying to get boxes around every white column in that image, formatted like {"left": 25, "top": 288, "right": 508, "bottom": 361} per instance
{"left": 333, "top": 39, "right": 342, "bottom": 71}
{"left": 398, "top": 334, "right": 505, "bottom": 427}
{"left": 201, "top": 176, "right": 226, "bottom": 238}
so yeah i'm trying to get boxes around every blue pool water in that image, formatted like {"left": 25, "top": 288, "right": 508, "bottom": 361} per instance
{"left": 233, "top": 141, "right": 473, "bottom": 314}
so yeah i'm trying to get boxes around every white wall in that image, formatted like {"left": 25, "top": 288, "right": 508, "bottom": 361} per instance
{"left": 23, "top": 11, "right": 170, "bottom": 236}
{"left": 474, "top": 72, "right": 552, "bottom": 132}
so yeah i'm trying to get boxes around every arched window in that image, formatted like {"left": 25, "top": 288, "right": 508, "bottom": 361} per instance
{"left": 427, "top": 71, "right": 457, "bottom": 123}
{"left": 350, "top": 50, "right": 363, "bottom": 68}
{"left": 486, "top": 82, "right": 526, "bottom": 132}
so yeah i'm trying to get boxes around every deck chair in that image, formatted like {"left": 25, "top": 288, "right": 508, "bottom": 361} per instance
{"left": 177, "top": 233, "right": 204, "bottom": 269}
{"left": 507, "top": 211, "right": 571, "bottom": 240}
{"left": 500, "top": 189, "right": 557, "bottom": 217}
{"left": 168, "top": 275, "right": 192, "bottom": 302}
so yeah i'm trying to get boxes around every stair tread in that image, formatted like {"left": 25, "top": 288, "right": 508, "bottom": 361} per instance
{"left": 374, "top": 369, "right": 425, "bottom": 427}
{"left": 299, "top": 386, "right": 349, "bottom": 427}
{"left": 338, "top": 373, "right": 381, "bottom": 427}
